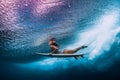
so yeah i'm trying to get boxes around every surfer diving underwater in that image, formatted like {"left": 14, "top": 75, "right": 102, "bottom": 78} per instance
{"left": 37, "top": 38, "right": 88, "bottom": 59}
{"left": 48, "top": 38, "right": 88, "bottom": 54}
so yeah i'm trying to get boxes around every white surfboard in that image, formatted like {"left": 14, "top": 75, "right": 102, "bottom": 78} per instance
{"left": 37, "top": 53, "right": 85, "bottom": 59}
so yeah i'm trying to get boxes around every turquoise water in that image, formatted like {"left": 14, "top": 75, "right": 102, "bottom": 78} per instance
{"left": 0, "top": 0, "right": 120, "bottom": 80}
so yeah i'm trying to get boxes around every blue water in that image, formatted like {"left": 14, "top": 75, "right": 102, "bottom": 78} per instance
{"left": 0, "top": 0, "right": 120, "bottom": 80}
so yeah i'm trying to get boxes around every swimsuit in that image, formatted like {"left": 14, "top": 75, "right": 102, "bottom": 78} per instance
{"left": 50, "top": 42, "right": 59, "bottom": 53}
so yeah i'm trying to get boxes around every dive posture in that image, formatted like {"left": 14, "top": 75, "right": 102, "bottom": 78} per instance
{"left": 49, "top": 38, "right": 87, "bottom": 54}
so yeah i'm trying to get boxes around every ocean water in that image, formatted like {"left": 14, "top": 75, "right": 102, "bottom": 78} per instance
{"left": 0, "top": 0, "right": 120, "bottom": 80}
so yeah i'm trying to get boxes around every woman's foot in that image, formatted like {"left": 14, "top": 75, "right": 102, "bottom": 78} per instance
{"left": 81, "top": 45, "right": 88, "bottom": 49}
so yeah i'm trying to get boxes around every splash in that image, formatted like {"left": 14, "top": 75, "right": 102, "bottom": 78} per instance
{"left": 71, "top": 8, "right": 120, "bottom": 59}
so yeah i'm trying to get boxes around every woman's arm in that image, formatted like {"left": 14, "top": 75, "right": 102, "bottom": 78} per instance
{"left": 51, "top": 45, "right": 59, "bottom": 53}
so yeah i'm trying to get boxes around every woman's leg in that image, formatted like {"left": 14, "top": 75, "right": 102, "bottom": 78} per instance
{"left": 63, "top": 45, "right": 87, "bottom": 54}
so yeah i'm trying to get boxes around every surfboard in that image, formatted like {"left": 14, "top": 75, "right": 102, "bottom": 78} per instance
{"left": 37, "top": 53, "right": 84, "bottom": 59}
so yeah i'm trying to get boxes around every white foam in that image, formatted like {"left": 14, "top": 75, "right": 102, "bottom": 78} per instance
{"left": 66, "top": 8, "right": 120, "bottom": 60}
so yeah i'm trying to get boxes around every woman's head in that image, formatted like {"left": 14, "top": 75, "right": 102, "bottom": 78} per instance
{"left": 49, "top": 38, "right": 55, "bottom": 41}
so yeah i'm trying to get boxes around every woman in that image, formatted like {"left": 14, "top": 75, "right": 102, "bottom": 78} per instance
{"left": 49, "top": 38, "right": 87, "bottom": 54}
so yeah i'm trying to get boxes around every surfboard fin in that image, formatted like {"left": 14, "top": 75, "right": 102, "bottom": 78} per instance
{"left": 74, "top": 55, "right": 84, "bottom": 59}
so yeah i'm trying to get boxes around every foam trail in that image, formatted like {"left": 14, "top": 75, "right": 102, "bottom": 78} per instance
{"left": 67, "top": 8, "right": 119, "bottom": 60}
